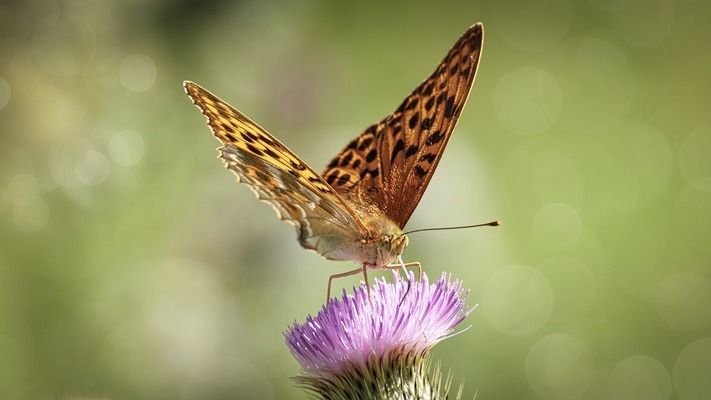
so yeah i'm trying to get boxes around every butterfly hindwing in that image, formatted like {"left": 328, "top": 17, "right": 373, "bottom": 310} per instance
{"left": 323, "top": 23, "right": 484, "bottom": 228}
{"left": 184, "top": 81, "right": 366, "bottom": 254}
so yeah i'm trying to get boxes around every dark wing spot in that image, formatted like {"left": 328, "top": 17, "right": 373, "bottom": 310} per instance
{"left": 408, "top": 112, "right": 420, "bottom": 129}
{"left": 405, "top": 144, "right": 418, "bottom": 158}
{"left": 224, "top": 132, "right": 237, "bottom": 142}
{"left": 360, "top": 168, "right": 379, "bottom": 179}
{"left": 421, "top": 117, "right": 433, "bottom": 130}
{"left": 460, "top": 59, "right": 471, "bottom": 76}
{"left": 436, "top": 92, "right": 447, "bottom": 104}
{"left": 327, "top": 158, "right": 339, "bottom": 168}
{"left": 241, "top": 132, "right": 255, "bottom": 143}
{"left": 352, "top": 159, "right": 362, "bottom": 169}
{"left": 425, "top": 97, "right": 435, "bottom": 111}
{"left": 337, "top": 174, "right": 351, "bottom": 186}
{"left": 246, "top": 144, "right": 263, "bottom": 156}
{"left": 395, "top": 101, "right": 405, "bottom": 113}
{"left": 288, "top": 169, "right": 299, "bottom": 178}
{"left": 426, "top": 131, "right": 444, "bottom": 146}
{"left": 326, "top": 172, "right": 339, "bottom": 185}
{"left": 422, "top": 82, "right": 434, "bottom": 97}
{"left": 366, "top": 125, "right": 376, "bottom": 134}
{"left": 291, "top": 161, "right": 306, "bottom": 170}
{"left": 346, "top": 139, "right": 358, "bottom": 150}
{"left": 444, "top": 96, "right": 456, "bottom": 118}
{"left": 263, "top": 148, "right": 279, "bottom": 159}
{"left": 449, "top": 63, "right": 459, "bottom": 76}
{"left": 392, "top": 124, "right": 402, "bottom": 136}
{"left": 340, "top": 152, "right": 353, "bottom": 167}
{"left": 365, "top": 149, "right": 378, "bottom": 163}
{"left": 405, "top": 97, "right": 419, "bottom": 110}
{"left": 414, "top": 165, "right": 428, "bottom": 178}
{"left": 420, "top": 153, "right": 436, "bottom": 163}
{"left": 391, "top": 139, "right": 405, "bottom": 160}
{"left": 246, "top": 131, "right": 260, "bottom": 142}
{"left": 222, "top": 123, "right": 235, "bottom": 133}
{"left": 370, "top": 168, "right": 379, "bottom": 178}
{"left": 358, "top": 137, "right": 373, "bottom": 151}
{"left": 259, "top": 135, "right": 277, "bottom": 148}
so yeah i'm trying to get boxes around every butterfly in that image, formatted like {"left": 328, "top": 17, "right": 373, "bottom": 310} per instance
{"left": 185, "top": 23, "right": 484, "bottom": 299}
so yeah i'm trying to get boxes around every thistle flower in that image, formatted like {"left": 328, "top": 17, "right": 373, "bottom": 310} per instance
{"left": 285, "top": 272, "right": 474, "bottom": 399}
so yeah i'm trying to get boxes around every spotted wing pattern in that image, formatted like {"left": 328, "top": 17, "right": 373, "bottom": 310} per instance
{"left": 322, "top": 23, "right": 484, "bottom": 228}
{"left": 184, "top": 81, "right": 367, "bottom": 253}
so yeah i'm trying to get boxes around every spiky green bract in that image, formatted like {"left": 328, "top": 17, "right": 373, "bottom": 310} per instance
{"left": 293, "top": 345, "right": 461, "bottom": 400}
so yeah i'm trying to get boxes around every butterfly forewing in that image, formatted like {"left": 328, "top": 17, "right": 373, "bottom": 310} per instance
{"left": 184, "top": 82, "right": 367, "bottom": 254}
{"left": 323, "top": 23, "right": 484, "bottom": 228}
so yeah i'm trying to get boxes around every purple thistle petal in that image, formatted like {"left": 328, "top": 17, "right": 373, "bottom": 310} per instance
{"left": 284, "top": 272, "right": 474, "bottom": 377}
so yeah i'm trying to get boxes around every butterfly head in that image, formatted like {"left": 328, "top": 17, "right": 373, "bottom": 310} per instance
{"left": 362, "top": 227, "right": 409, "bottom": 268}
{"left": 388, "top": 233, "right": 409, "bottom": 260}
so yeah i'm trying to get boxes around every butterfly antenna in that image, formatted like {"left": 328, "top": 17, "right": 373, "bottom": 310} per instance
{"left": 402, "top": 220, "right": 501, "bottom": 235}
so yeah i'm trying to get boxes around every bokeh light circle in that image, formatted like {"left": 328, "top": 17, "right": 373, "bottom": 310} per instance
{"left": 109, "top": 130, "right": 146, "bottom": 166}
{"left": 74, "top": 150, "right": 110, "bottom": 186}
{"left": 628, "top": 121, "right": 674, "bottom": 197}
{"left": 578, "top": 120, "right": 673, "bottom": 225}
{"left": 31, "top": 14, "right": 96, "bottom": 77}
{"left": 180, "top": 359, "right": 275, "bottom": 400}
{"left": 119, "top": 54, "right": 157, "bottom": 92}
{"left": 679, "top": 125, "right": 711, "bottom": 193}
{"left": 482, "top": 264, "right": 553, "bottom": 336}
{"left": 525, "top": 334, "right": 594, "bottom": 399}
{"left": 495, "top": 0, "right": 572, "bottom": 52}
{"left": 532, "top": 203, "right": 582, "bottom": 247}
{"left": 673, "top": 338, "right": 711, "bottom": 400}
{"left": 611, "top": 0, "right": 675, "bottom": 48}
{"left": 0, "top": 76, "right": 9, "bottom": 110}
{"left": 538, "top": 256, "right": 596, "bottom": 318}
{"left": 12, "top": 195, "right": 49, "bottom": 233}
{"left": 501, "top": 142, "right": 585, "bottom": 208}
{"left": 550, "top": 36, "right": 635, "bottom": 135}
{"left": 608, "top": 355, "right": 671, "bottom": 400}
{"left": 656, "top": 272, "right": 711, "bottom": 331}
{"left": 494, "top": 67, "right": 562, "bottom": 136}
{"left": 675, "top": 185, "right": 711, "bottom": 249}
{"left": 8, "top": 173, "right": 39, "bottom": 200}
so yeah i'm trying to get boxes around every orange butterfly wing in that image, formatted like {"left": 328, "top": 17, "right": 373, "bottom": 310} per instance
{"left": 323, "top": 23, "right": 484, "bottom": 228}
{"left": 184, "top": 82, "right": 369, "bottom": 256}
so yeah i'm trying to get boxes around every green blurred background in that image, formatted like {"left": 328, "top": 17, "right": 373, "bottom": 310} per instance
{"left": 1, "top": 0, "right": 710, "bottom": 398}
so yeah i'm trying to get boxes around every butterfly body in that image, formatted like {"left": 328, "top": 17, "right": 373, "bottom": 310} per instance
{"left": 185, "top": 23, "right": 483, "bottom": 291}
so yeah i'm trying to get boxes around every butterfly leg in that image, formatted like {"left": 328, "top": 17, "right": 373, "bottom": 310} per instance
{"left": 326, "top": 265, "right": 367, "bottom": 302}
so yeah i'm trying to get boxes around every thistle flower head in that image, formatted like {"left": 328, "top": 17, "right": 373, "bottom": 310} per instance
{"left": 285, "top": 272, "right": 473, "bottom": 399}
